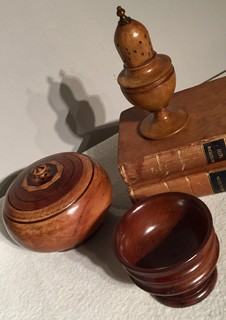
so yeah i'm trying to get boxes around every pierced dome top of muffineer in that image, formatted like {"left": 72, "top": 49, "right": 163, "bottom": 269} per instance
{"left": 114, "top": 6, "right": 155, "bottom": 68}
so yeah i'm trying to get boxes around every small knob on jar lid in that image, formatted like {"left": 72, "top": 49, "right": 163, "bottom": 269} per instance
{"left": 29, "top": 163, "right": 56, "bottom": 186}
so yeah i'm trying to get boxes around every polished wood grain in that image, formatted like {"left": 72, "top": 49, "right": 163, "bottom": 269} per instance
{"left": 3, "top": 152, "right": 112, "bottom": 252}
{"left": 114, "top": 7, "right": 188, "bottom": 140}
{"left": 114, "top": 192, "right": 219, "bottom": 307}
{"left": 117, "top": 77, "right": 226, "bottom": 202}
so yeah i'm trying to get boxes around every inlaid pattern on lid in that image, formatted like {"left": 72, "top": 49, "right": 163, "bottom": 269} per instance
{"left": 4, "top": 152, "right": 94, "bottom": 223}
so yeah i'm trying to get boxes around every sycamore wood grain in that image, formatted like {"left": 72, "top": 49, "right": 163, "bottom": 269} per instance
{"left": 114, "top": 6, "right": 188, "bottom": 140}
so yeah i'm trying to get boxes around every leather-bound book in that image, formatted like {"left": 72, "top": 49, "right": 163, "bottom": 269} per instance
{"left": 127, "top": 159, "right": 226, "bottom": 202}
{"left": 118, "top": 76, "right": 226, "bottom": 188}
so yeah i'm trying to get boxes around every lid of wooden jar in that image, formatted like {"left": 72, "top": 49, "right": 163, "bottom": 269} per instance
{"left": 4, "top": 152, "right": 94, "bottom": 223}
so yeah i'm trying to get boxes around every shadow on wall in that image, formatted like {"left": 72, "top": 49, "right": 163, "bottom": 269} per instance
{"left": 47, "top": 71, "right": 119, "bottom": 153}
{"left": 0, "top": 72, "right": 119, "bottom": 197}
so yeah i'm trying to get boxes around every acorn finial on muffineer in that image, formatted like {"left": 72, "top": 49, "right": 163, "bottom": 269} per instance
{"left": 114, "top": 7, "right": 188, "bottom": 140}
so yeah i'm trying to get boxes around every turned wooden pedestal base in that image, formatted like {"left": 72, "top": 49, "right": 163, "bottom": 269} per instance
{"left": 139, "top": 106, "right": 189, "bottom": 140}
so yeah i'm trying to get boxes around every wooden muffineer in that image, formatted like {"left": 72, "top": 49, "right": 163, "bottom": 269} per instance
{"left": 114, "top": 7, "right": 188, "bottom": 140}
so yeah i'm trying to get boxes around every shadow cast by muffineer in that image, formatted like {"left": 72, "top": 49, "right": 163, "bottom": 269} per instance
{"left": 75, "top": 209, "right": 131, "bottom": 283}
{"left": 47, "top": 72, "right": 119, "bottom": 152}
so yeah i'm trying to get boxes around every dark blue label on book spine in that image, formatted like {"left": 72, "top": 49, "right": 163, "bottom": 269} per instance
{"left": 203, "top": 138, "right": 226, "bottom": 164}
{"left": 209, "top": 170, "right": 226, "bottom": 193}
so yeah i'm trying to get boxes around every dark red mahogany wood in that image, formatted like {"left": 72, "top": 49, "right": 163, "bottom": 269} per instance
{"left": 3, "top": 152, "right": 112, "bottom": 252}
{"left": 114, "top": 192, "right": 219, "bottom": 307}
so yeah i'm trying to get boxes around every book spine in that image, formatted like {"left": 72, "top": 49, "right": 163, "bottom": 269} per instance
{"left": 120, "top": 137, "right": 226, "bottom": 185}
{"left": 128, "top": 166, "right": 226, "bottom": 203}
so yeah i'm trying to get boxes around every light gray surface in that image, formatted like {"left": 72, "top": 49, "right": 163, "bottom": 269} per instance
{"left": 0, "top": 134, "right": 226, "bottom": 320}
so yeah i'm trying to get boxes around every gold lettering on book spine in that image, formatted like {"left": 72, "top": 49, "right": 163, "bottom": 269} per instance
{"left": 217, "top": 148, "right": 224, "bottom": 159}
{"left": 216, "top": 176, "right": 225, "bottom": 192}
{"left": 207, "top": 146, "right": 215, "bottom": 163}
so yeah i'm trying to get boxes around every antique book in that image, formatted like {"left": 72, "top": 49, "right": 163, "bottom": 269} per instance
{"left": 118, "top": 76, "right": 226, "bottom": 187}
{"left": 127, "top": 159, "right": 226, "bottom": 202}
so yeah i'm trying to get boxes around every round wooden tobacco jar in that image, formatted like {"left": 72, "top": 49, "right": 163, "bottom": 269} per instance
{"left": 3, "top": 152, "right": 112, "bottom": 252}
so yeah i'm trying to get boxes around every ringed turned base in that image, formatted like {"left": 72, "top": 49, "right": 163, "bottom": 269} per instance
{"left": 152, "top": 268, "right": 218, "bottom": 308}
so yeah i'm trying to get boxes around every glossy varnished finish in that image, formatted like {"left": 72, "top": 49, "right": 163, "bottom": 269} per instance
{"left": 114, "top": 192, "right": 219, "bottom": 307}
{"left": 114, "top": 7, "right": 188, "bottom": 140}
{"left": 117, "top": 77, "right": 226, "bottom": 201}
{"left": 3, "top": 152, "right": 112, "bottom": 252}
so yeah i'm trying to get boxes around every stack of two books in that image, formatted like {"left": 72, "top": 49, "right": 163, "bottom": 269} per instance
{"left": 118, "top": 77, "right": 226, "bottom": 202}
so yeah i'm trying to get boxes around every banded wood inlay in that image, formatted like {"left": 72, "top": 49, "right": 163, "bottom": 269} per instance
{"left": 5, "top": 153, "right": 93, "bottom": 222}
{"left": 3, "top": 152, "right": 112, "bottom": 252}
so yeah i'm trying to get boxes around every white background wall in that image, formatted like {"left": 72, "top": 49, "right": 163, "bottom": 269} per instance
{"left": 0, "top": 0, "right": 226, "bottom": 188}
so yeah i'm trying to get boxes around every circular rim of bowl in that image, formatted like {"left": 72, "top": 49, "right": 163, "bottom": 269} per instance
{"left": 114, "top": 192, "right": 213, "bottom": 273}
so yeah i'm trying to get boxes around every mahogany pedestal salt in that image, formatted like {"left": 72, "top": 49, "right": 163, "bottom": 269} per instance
{"left": 3, "top": 152, "right": 112, "bottom": 252}
{"left": 114, "top": 7, "right": 188, "bottom": 140}
{"left": 114, "top": 192, "right": 219, "bottom": 307}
